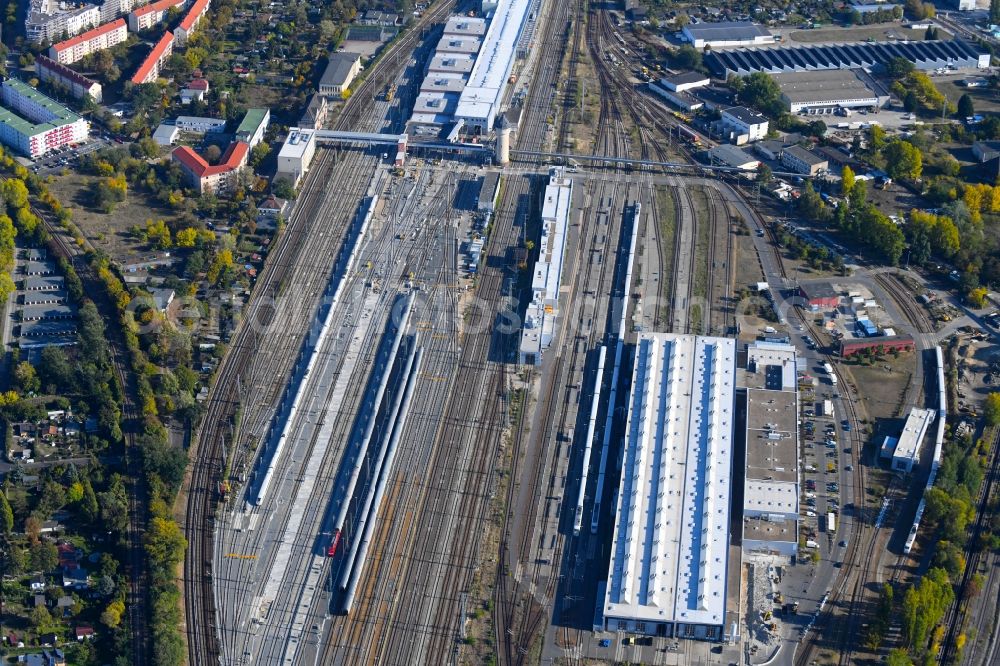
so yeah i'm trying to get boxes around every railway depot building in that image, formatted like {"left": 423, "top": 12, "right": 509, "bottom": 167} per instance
{"left": 601, "top": 334, "right": 738, "bottom": 640}
{"left": 519, "top": 168, "right": 572, "bottom": 365}
{"left": 880, "top": 407, "right": 935, "bottom": 473}
{"left": 680, "top": 21, "right": 775, "bottom": 49}
{"left": 740, "top": 342, "right": 801, "bottom": 558}
{"left": 707, "top": 39, "right": 990, "bottom": 78}
{"left": 773, "top": 69, "right": 889, "bottom": 115}
{"left": 720, "top": 106, "right": 768, "bottom": 145}
{"left": 318, "top": 52, "right": 363, "bottom": 98}
{"left": 407, "top": 0, "right": 531, "bottom": 139}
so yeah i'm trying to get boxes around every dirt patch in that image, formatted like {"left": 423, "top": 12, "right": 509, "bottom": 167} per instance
{"left": 840, "top": 352, "right": 917, "bottom": 425}
{"left": 46, "top": 172, "right": 185, "bottom": 260}
{"left": 734, "top": 232, "right": 765, "bottom": 287}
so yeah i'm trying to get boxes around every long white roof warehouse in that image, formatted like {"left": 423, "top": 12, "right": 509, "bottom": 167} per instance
{"left": 602, "top": 333, "right": 736, "bottom": 640}
{"left": 453, "top": 0, "right": 532, "bottom": 133}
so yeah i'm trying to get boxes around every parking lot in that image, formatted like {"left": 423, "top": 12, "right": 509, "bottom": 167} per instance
{"left": 30, "top": 136, "right": 110, "bottom": 175}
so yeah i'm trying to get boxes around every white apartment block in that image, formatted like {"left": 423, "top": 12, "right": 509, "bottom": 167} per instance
{"left": 36, "top": 56, "right": 104, "bottom": 103}
{"left": 128, "top": 0, "right": 186, "bottom": 32}
{"left": 26, "top": 0, "right": 101, "bottom": 44}
{"left": 49, "top": 19, "right": 127, "bottom": 65}
{"left": 0, "top": 79, "right": 89, "bottom": 158}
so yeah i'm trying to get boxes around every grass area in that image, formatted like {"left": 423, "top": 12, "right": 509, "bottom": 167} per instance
{"left": 935, "top": 79, "right": 1000, "bottom": 115}
{"left": 734, "top": 232, "right": 765, "bottom": 287}
{"left": 45, "top": 172, "right": 184, "bottom": 261}
{"left": 841, "top": 351, "right": 916, "bottom": 424}
{"left": 691, "top": 187, "right": 711, "bottom": 301}
{"left": 567, "top": 19, "right": 601, "bottom": 155}
{"left": 654, "top": 186, "right": 676, "bottom": 330}
{"left": 787, "top": 25, "right": 939, "bottom": 44}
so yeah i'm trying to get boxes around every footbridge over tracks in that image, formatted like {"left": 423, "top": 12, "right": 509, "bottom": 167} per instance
{"left": 315, "top": 131, "right": 410, "bottom": 165}
{"left": 510, "top": 149, "right": 811, "bottom": 178}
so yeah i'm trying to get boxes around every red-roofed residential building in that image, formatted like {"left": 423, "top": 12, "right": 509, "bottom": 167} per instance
{"left": 180, "top": 76, "right": 209, "bottom": 104}
{"left": 49, "top": 19, "right": 127, "bottom": 65}
{"left": 171, "top": 141, "right": 249, "bottom": 193}
{"left": 128, "top": 0, "right": 187, "bottom": 31}
{"left": 36, "top": 56, "right": 104, "bottom": 103}
{"left": 131, "top": 32, "right": 174, "bottom": 85}
{"left": 175, "top": 0, "right": 210, "bottom": 44}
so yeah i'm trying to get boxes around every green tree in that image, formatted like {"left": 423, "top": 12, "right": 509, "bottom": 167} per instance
{"left": 101, "top": 598, "right": 125, "bottom": 628}
{"left": 992, "top": 0, "right": 1000, "bottom": 24}
{"left": 250, "top": 141, "right": 270, "bottom": 168}
{"left": 886, "top": 56, "right": 915, "bottom": 80}
{"left": 673, "top": 44, "right": 704, "bottom": 72}
{"left": 272, "top": 177, "right": 295, "bottom": 200}
{"left": 885, "top": 140, "right": 923, "bottom": 180}
{"left": 905, "top": 0, "right": 926, "bottom": 19}
{"left": 30, "top": 604, "right": 52, "bottom": 629}
{"left": 798, "top": 182, "right": 829, "bottom": 222}
{"left": 886, "top": 648, "right": 913, "bottom": 666}
{"left": 968, "top": 286, "right": 989, "bottom": 308}
{"left": 809, "top": 120, "right": 827, "bottom": 138}
{"left": 870, "top": 125, "right": 887, "bottom": 153}
{"left": 1, "top": 178, "right": 28, "bottom": 208}
{"left": 14, "top": 360, "right": 40, "bottom": 393}
{"left": 735, "top": 72, "right": 784, "bottom": 118}
{"left": 842, "top": 166, "right": 855, "bottom": 196}
{"left": 985, "top": 392, "right": 1000, "bottom": 426}
{"left": 0, "top": 488, "right": 13, "bottom": 533}
{"left": 957, "top": 94, "right": 975, "bottom": 119}
{"left": 757, "top": 163, "right": 772, "bottom": 184}
{"left": 29, "top": 540, "right": 58, "bottom": 572}
{"left": 80, "top": 478, "right": 99, "bottom": 523}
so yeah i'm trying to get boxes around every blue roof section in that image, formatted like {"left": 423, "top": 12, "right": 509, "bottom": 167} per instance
{"left": 707, "top": 39, "right": 987, "bottom": 76}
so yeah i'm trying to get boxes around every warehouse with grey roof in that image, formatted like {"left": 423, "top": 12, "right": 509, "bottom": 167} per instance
{"left": 774, "top": 69, "right": 888, "bottom": 114}
{"left": 708, "top": 39, "right": 989, "bottom": 77}
{"left": 681, "top": 21, "right": 775, "bottom": 49}
{"left": 318, "top": 52, "right": 362, "bottom": 97}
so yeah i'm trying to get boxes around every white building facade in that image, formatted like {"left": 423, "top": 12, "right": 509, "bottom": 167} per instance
{"left": 602, "top": 334, "right": 736, "bottom": 640}
{"left": 0, "top": 79, "right": 89, "bottom": 158}
{"left": 519, "top": 168, "right": 572, "bottom": 365}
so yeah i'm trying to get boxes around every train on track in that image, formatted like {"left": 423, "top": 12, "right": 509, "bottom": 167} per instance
{"left": 327, "top": 529, "right": 342, "bottom": 557}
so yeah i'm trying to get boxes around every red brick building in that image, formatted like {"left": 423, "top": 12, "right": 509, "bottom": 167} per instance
{"left": 839, "top": 335, "right": 915, "bottom": 358}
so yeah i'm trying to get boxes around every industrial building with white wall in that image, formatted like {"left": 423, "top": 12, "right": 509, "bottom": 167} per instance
{"left": 774, "top": 69, "right": 888, "bottom": 114}
{"left": 453, "top": 0, "right": 532, "bottom": 134}
{"left": 601, "top": 333, "right": 736, "bottom": 640}
{"left": 407, "top": 0, "right": 531, "bottom": 139}
{"left": 681, "top": 21, "right": 775, "bottom": 49}
{"left": 519, "top": 168, "right": 572, "bottom": 366}
{"left": 740, "top": 341, "right": 801, "bottom": 558}
{"left": 880, "top": 407, "right": 936, "bottom": 473}
{"left": 276, "top": 128, "right": 317, "bottom": 187}
{"left": 708, "top": 39, "right": 990, "bottom": 78}
{"left": 720, "top": 106, "right": 769, "bottom": 145}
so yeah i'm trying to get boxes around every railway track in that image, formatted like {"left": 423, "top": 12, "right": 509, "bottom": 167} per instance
{"left": 182, "top": 1, "right": 459, "bottom": 661}
{"left": 874, "top": 271, "right": 934, "bottom": 335}
{"left": 794, "top": 361, "right": 872, "bottom": 666}
{"left": 15, "top": 185, "right": 153, "bottom": 665}
{"left": 939, "top": 425, "right": 1000, "bottom": 664}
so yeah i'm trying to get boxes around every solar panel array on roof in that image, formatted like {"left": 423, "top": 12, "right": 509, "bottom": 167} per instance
{"left": 707, "top": 39, "right": 988, "bottom": 77}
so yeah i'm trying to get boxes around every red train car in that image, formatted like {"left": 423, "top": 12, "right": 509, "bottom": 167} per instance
{"left": 327, "top": 529, "right": 342, "bottom": 557}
